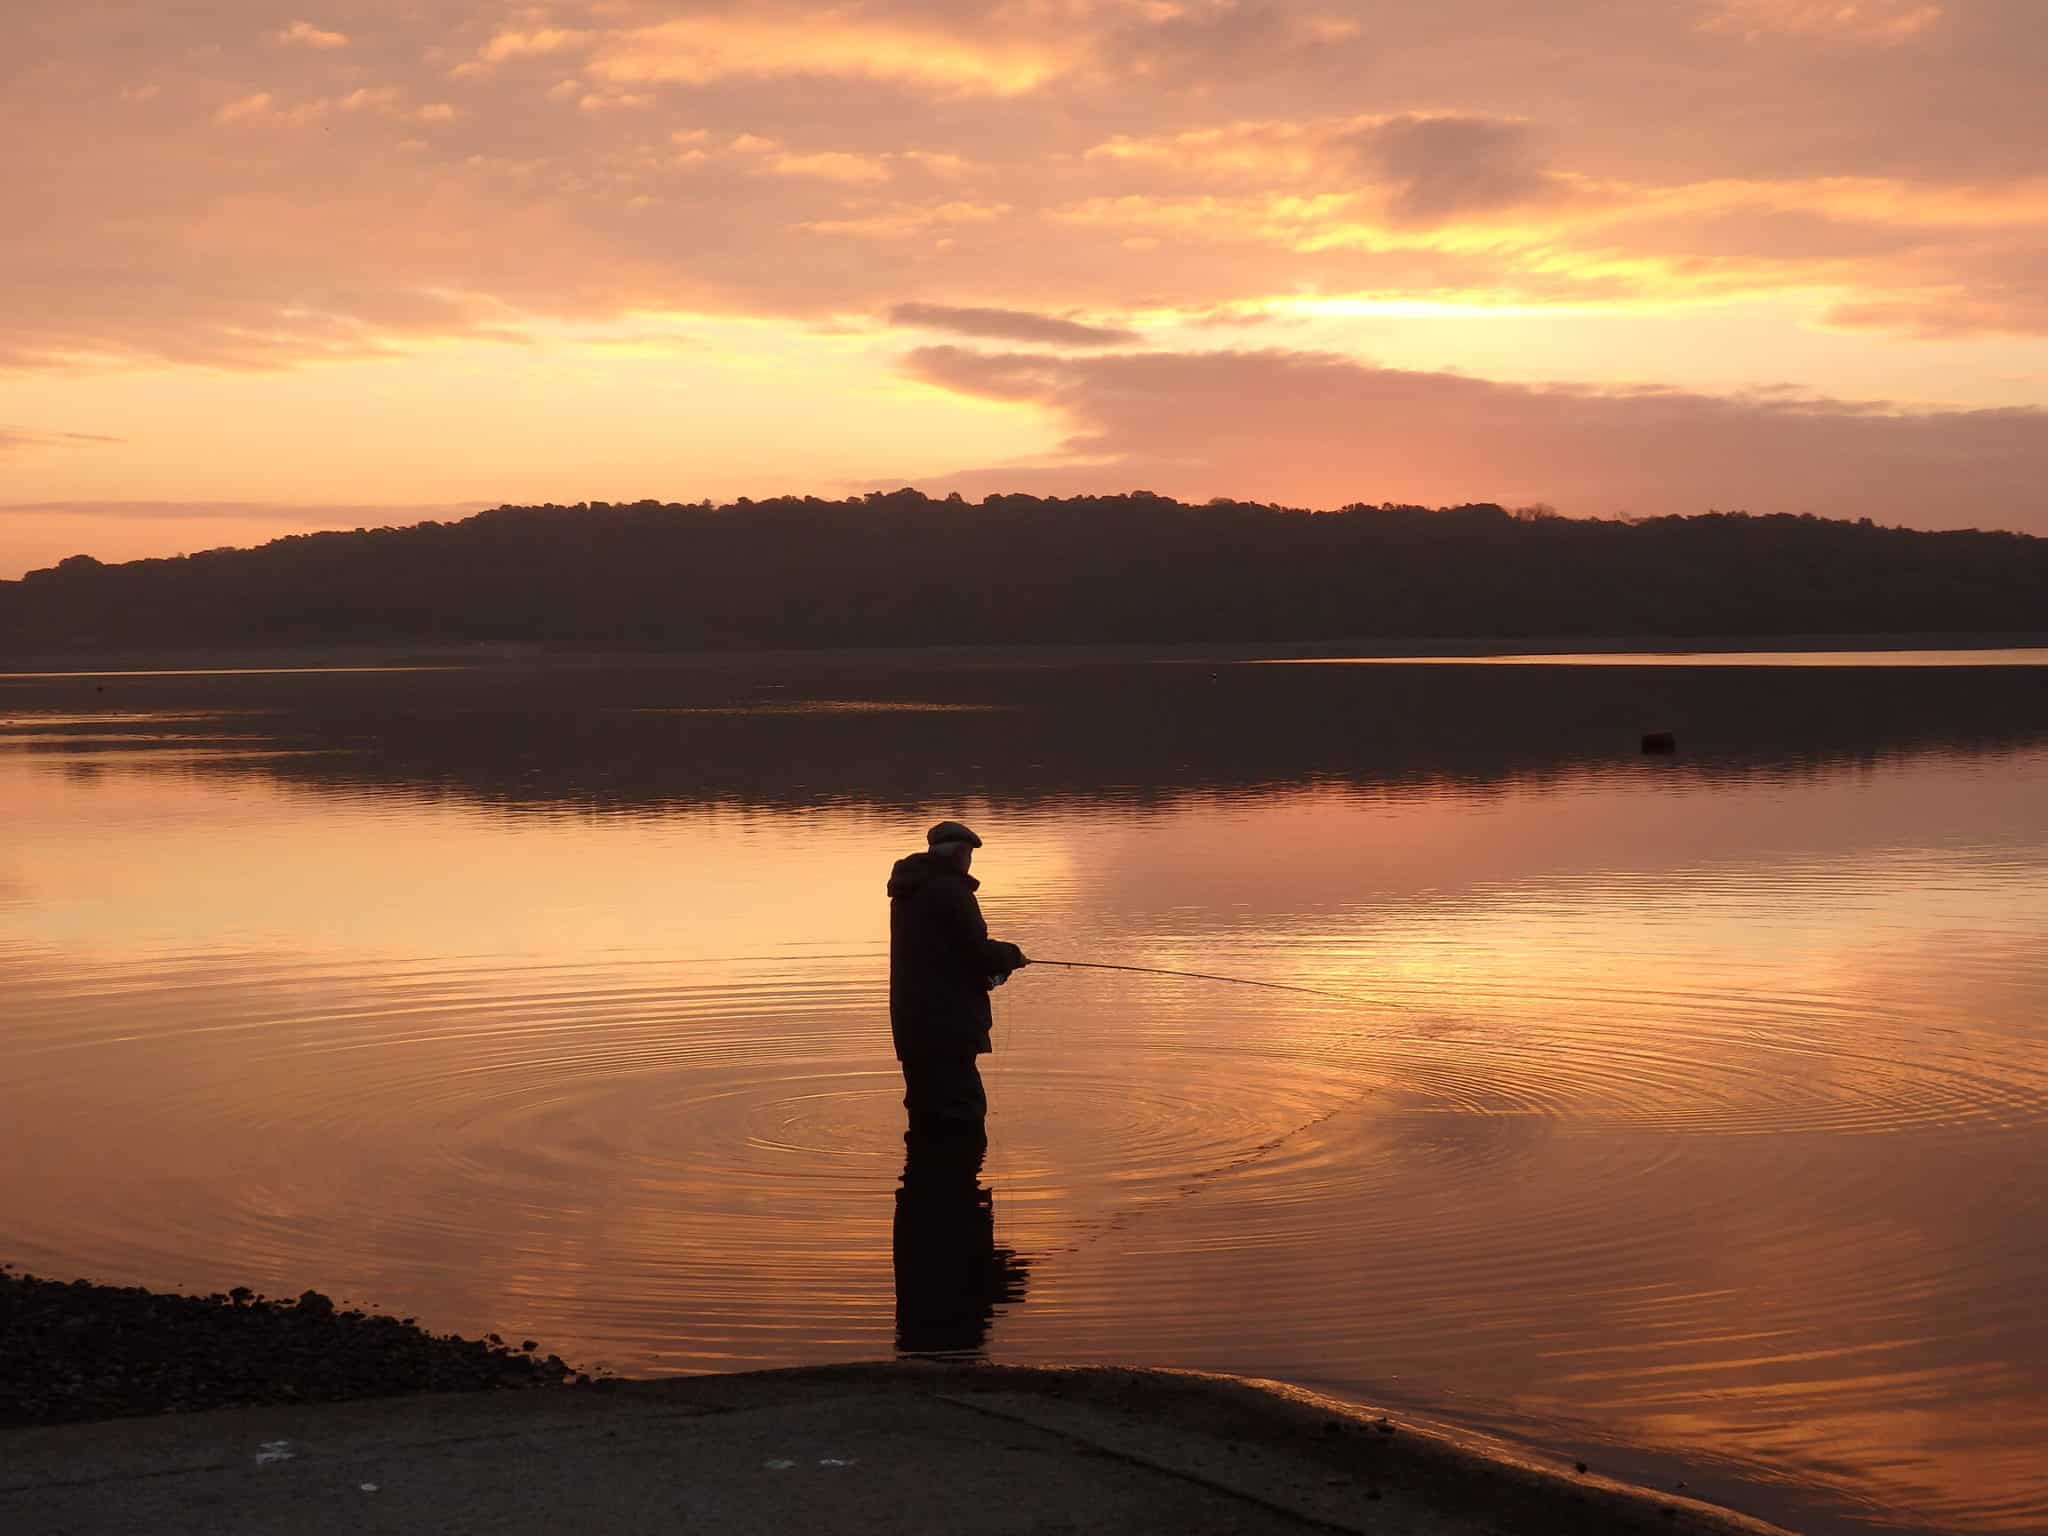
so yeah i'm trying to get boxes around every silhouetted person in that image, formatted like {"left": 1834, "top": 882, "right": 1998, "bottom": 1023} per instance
{"left": 893, "top": 1122, "right": 1029, "bottom": 1355}
{"left": 887, "top": 820, "right": 1028, "bottom": 1136}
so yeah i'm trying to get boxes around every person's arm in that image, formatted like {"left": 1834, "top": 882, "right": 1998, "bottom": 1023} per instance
{"left": 935, "top": 881, "right": 1027, "bottom": 976}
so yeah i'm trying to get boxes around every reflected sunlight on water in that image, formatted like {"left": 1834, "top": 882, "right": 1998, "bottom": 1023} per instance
{"left": 2, "top": 655, "right": 2044, "bottom": 1535}
{"left": 1256, "top": 647, "right": 2048, "bottom": 668}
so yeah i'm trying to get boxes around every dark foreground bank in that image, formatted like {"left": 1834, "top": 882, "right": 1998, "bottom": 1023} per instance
{"left": 0, "top": 1269, "right": 579, "bottom": 1427}
{"left": 1, "top": 1361, "right": 1800, "bottom": 1536}
{"left": 0, "top": 1271, "right": 1802, "bottom": 1534}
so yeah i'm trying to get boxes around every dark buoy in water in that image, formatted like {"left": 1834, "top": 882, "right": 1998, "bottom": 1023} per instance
{"left": 1641, "top": 731, "right": 1677, "bottom": 754}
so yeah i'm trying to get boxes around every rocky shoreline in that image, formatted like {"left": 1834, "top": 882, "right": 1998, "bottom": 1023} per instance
{"left": 0, "top": 1267, "right": 580, "bottom": 1428}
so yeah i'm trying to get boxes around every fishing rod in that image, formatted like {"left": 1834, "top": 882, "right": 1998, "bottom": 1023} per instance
{"left": 1024, "top": 957, "right": 1354, "bottom": 1001}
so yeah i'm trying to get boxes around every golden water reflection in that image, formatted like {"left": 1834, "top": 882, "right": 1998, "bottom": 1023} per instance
{"left": 2, "top": 660, "right": 2044, "bottom": 1536}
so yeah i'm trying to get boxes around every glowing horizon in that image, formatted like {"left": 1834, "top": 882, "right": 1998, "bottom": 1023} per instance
{"left": 4, "top": 1, "right": 2046, "bottom": 576}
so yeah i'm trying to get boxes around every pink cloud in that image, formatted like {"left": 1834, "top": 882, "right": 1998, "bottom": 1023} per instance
{"left": 1347, "top": 114, "right": 1557, "bottom": 223}
{"left": 888, "top": 303, "right": 1138, "bottom": 346}
{"left": 1700, "top": 0, "right": 1946, "bottom": 46}
{"left": 905, "top": 346, "right": 2048, "bottom": 534}
{"left": 0, "top": 428, "right": 124, "bottom": 454}
{"left": 3, "top": 0, "right": 2046, "bottom": 458}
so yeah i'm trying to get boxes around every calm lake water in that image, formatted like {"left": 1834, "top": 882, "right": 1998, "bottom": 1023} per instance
{"left": 4, "top": 652, "right": 2045, "bottom": 1535}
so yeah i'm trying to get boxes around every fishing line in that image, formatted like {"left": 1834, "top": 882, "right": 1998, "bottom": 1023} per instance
{"left": 989, "top": 957, "right": 1359, "bottom": 1150}
{"left": 674, "top": 948, "right": 1425, "bottom": 1013}
{"left": 985, "top": 967, "right": 1043, "bottom": 1143}
{"left": 992, "top": 959, "right": 1459, "bottom": 1261}
{"left": 1026, "top": 957, "right": 1412, "bottom": 1007}
{"left": 985, "top": 983, "right": 1010, "bottom": 1129}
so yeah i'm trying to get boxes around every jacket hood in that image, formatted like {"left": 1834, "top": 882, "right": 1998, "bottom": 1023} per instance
{"left": 887, "top": 851, "right": 980, "bottom": 898}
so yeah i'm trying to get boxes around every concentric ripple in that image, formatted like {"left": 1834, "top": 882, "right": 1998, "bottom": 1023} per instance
{"left": 4, "top": 670, "right": 2047, "bottom": 1536}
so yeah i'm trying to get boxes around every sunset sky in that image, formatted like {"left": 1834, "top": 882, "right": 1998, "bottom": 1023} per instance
{"left": 5, "top": 0, "right": 2048, "bottom": 575}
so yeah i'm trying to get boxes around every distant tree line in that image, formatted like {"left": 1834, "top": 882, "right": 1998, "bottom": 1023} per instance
{"left": 2, "top": 492, "right": 2044, "bottom": 654}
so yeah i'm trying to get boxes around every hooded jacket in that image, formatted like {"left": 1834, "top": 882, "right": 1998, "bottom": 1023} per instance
{"left": 887, "top": 852, "right": 1026, "bottom": 1060}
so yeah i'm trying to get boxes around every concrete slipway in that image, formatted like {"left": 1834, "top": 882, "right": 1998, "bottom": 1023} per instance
{"left": 1, "top": 1363, "right": 1799, "bottom": 1535}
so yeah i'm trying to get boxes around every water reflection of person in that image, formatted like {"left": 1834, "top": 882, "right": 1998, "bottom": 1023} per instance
{"left": 893, "top": 1123, "right": 1030, "bottom": 1356}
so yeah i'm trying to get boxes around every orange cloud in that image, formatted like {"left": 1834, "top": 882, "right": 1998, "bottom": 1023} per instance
{"left": 1700, "top": 0, "right": 1946, "bottom": 45}
{"left": 607, "top": 17, "right": 1064, "bottom": 93}
{"left": 770, "top": 150, "right": 893, "bottom": 184}
{"left": 0, "top": 428, "right": 124, "bottom": 456}
{"left": 277, "top": 19, "right": 348, "bottom": 50}
{"left": 216, "top": 86, "right": 461, "bottom": 128}
{"left": 1086, "top": 120, "right": 1332, "bottom": 180}
{"left": 478, "top": 11, "right": 1071, "bottom": 94}
{"left": 804, "top": 201, "right": 1014, "bottom": 240}
{"left": 1632, "top": 176, "right": 2048, "bottom": 231}
{"left": 213, "top": 91, "right": 278, "bottom": 125}
{"left": 1079, "top": 112, "right": 1572, "bottom": 231}
{"left": 479, "top": 26, "right": 589, "bottom": 63}
{"left": 577, "top": 91, "right": 653, "bottom": 112}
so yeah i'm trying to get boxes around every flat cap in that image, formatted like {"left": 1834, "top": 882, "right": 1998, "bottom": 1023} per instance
{"left": 926, "top": 819, "right": 983, "bottom": 848}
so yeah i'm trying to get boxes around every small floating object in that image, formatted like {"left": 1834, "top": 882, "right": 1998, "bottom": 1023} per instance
{"left": 1640, "top": 731, "right": 1677, "bottom": 754}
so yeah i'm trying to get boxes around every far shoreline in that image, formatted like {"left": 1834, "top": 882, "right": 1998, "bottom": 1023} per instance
{"left": 5, "top": 630, "right": 2047, "bottom": 679}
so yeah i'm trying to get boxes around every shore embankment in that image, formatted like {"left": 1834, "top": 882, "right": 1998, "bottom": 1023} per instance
{"left": 0, "top": 1360, "right": 1802, "bottom": 1536}
{"left": 0, "top": 1269, "right": 578, "bottom": 1428}
{"left": 1, "top": 1271, "right": 1798, "bottom": 1535}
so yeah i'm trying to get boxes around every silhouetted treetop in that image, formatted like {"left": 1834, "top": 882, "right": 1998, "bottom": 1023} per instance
{"left": 2, "top": 492, "right": 2042, "bottom": 654}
